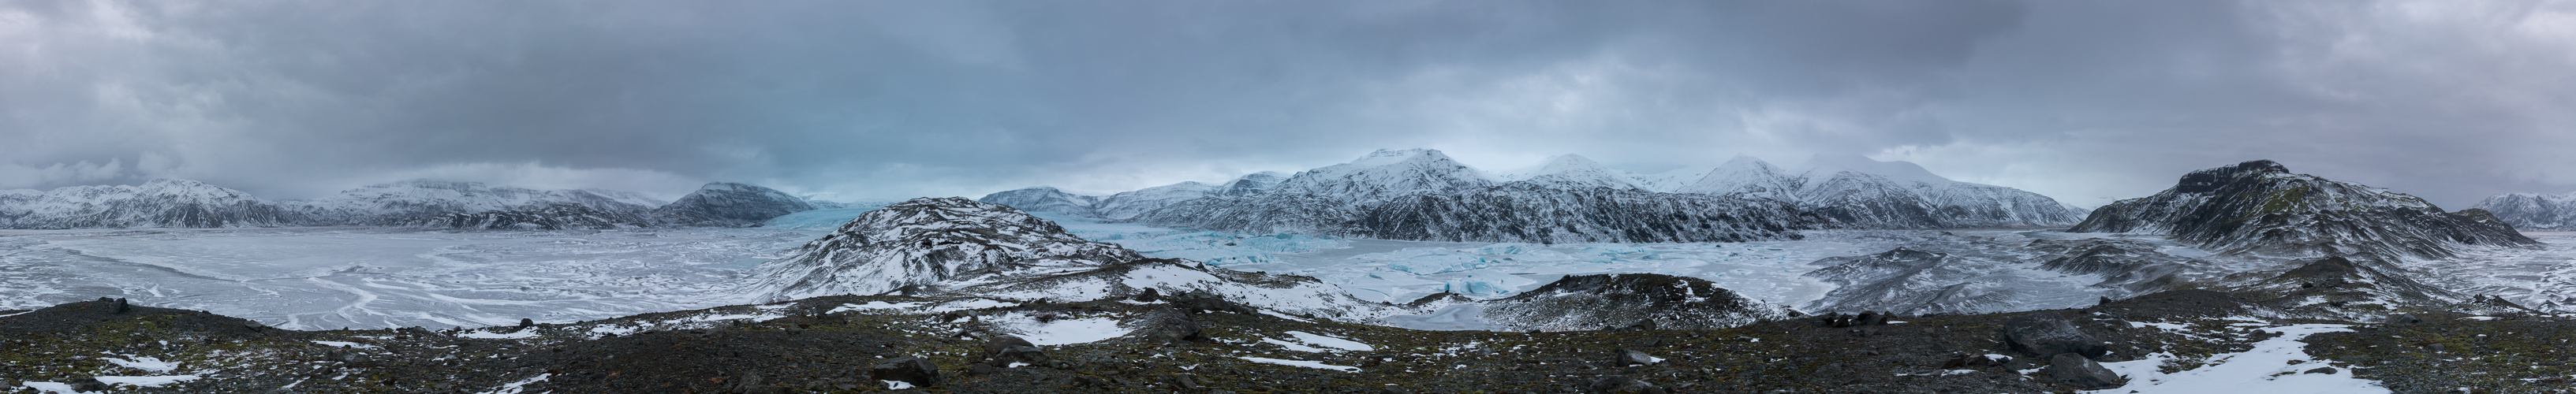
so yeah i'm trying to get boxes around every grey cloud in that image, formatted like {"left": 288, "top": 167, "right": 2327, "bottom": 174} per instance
{"left": 3, "top": 0, "right": 2573, "bottom": 208}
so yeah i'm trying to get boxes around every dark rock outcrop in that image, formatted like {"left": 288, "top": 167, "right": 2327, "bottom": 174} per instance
{"left": 2069, "top": 160, "right": 2537, "bottom": 259}
{"left": 2003, "top": 314, "right": 2106, "bottom": 359}
{"left": 2041, "top": 353, "right": 2125, "bottom": 389}
{"left": 1481, "top": 273, "right": 1795, "bottom": 332}
{"left": 869, "top": 356, "right": 942, "bottom": 387}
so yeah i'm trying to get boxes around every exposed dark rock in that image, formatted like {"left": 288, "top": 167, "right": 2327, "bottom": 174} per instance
{"left": 2041, "top": 353, "right": 2125, "bottom": 389}
{"left": 1122, "top": 307, "right": 1204, "bottom": 344}
{"left": 1939, "top": 353, "right": 2012, "bottom": 369}
{"left": 68, "top": 377, "right": 109, "bottom": 392}
{"left": 980, "top": 336, "right": 1048, "bottom": 367}
{"left": 1585, "top": 375, "right": 1667, "bottom": 394}
{"left": 2003, "top": 314, "right": 2106, "bottom": 359}
{"left": 2305, "top": 366, "right": 2338, "bottom": 374}
{"left": 869, "top": 356, "right": 942, "bottom": 388}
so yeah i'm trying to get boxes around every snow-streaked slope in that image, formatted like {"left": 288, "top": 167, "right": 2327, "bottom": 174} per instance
{"left": 1094, "top": 181, "right": 1222, "bottom": 220}
{"left": 1135, "top": 149, "right": 1823, "bottom": 243}
{"left": 2470, "top": 191, "right": 2576, "bottom": 229}
{"left": 1499, "top": 154, "right": 1644, "bottom": 191}
{"left": 649, "top": 182, "right": 817, "bottom": 227}
{"left": 1215, "top": 172, "right": 1290, "bottom": 196}
{"left": 1270, "top": 149, "right": 1498, "bottom": 203}
{"left": 753, "top": 197, "right": 1392, "bottom": 318}
{"left": 2069, "top": 160, "right": 2537, "bottom": 259}
{"left": 1662, "top": 154, "right": 2084, "bottom": 228}
{"left": 978, "top": 187, "right": 1104, "bottom": 217}
{"left": 0, "top": 179, "right": 301, "bottom": 229}
{"left": 410, "top": 203, "right": 657, "bottom": 230}
{"left": 288, "top": 180, "right": 664, "bottom": 225}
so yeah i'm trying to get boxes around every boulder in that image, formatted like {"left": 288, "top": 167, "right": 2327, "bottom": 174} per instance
{"left": 2041, "top": 353, "right": 2125, "bottom": 389}
{"left": 1123, "top": 307, "right": 1204, "bottom": 344}
{"left": 1612, "top": 348, "right": 1659, "bottom": 366}
{"left": 981, "top": 336, "right": 1049, "bottom": 367}
{"left": 870, "top": 356, "right": 942, "bottom": 388}
{"left": 1585, "top": 375, "right": 1667, "bottom": 394}
{"left": 2003, "top": 314, "right": 2106, "bottom": 359}
{"left": 69, "top": 377, "right": 110, "bottom": 392}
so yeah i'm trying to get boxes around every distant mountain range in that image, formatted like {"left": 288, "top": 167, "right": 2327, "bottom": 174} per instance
{"left": 0, "top": 179, "right": 832, "bottom": 230}
{"left": 982, "top": 149, "right": 2085, "bottom": 243}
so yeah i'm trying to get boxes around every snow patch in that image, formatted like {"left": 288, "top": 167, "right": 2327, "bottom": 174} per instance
{"left": 1239, "top": 356, "right": 1361, "bottom": 373}
{"left": 103, "top": 355, "right": 179, "bottom": 373}
{"left": 478, "top": 374, "right": 549, "bottom": 394}
{"left": 2085, "top": 324, "right": 2387, "bottom": 394}
{"left": 312, "top": 340, "right": 379, "bottom": 349}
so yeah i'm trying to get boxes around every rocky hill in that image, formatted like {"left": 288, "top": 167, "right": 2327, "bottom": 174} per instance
{"left": 650, "top": 182, "right": 819, "bottom": 227}
{"left": 2068, "top": 160, "right": 2537, "bottom": 259}
{"left": 753, "top": 197, "right": 1386, "bottom": 318}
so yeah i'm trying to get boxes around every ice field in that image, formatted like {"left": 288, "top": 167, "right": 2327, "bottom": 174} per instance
{"left": 0, "top": 227, "right": 827, "bottom": 330}
{"left": 6, "top": 210, "right": 2573, "bottom": 331}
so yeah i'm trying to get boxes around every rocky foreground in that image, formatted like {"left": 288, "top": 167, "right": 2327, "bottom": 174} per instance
{"left": 3, "top": 290, "right": 2570, "bottom": 393}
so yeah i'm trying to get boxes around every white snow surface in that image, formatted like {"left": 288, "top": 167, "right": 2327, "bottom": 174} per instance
{"left": 103, "top": 355, "right": 180, "bottom": 373}
{"left": 2089, "top": 324, "right": 2388, "bottom": 394}
{"left": 1238, "top": 356, "right": 1362, "bottom": 373}
{"left": 0, "top": 226, "right": 823, "bottom": 329}
{"left": 1282, "top": 331, "right": 1373, "bottom": 351}
{"left": 993, "top": 314, "right": 1129, "bottom": 345}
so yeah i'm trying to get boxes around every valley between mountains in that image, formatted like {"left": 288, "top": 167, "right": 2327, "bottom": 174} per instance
{"left": 7, "top": 151, "right": 2576, "bottom": 393}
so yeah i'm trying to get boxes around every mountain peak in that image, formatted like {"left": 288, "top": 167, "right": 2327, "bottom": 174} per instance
{"left": 2175, "top": 160, "right": 2292, "bottom": 194}
{"left": 1347, "top": 148, "right": 1449, "bottom": 167}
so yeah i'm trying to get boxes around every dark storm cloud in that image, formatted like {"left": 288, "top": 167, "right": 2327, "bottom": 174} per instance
{"left": 5, "top": 0, "right": 2574, "bottom": 207}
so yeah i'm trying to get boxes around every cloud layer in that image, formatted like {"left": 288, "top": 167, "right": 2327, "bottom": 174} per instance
{"left": 7, "top": 0, "right": 2576, "bottom": 207}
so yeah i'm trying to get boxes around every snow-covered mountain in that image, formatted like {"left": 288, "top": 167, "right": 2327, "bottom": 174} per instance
{"left": 0, "top": 179, "right": 301, "bottom": 229}
{"left": 409, "top": 203, "right": 657, "bottom": 231}
{"left": 650, "top": 182, "right": 817, "bottom": 227}
{"left": 1133, "top": 150, "right": 1820, "bottom": 243}
{"left": 2470, "top": 191, "right": 2576, "bottom": 229}
{"left": 1092, "top": 182, "right": 1222, "bottom": 220}
{"left": 752, "top": 197, "right": 1389, "bottom": 318}
{"left": 286, "top": 180, "right": 666, "bottom": 225}
{"left": 1496, "top": 154, "right": 1645, "bottom": 191}
{"left": 1648, "top": 154, "right": 2084, "bottom": 229}
{"left": 2069, "top": 160, "right": 2537, "bottom": 259}
{"left": 979, "top": 172, "right": 1291, "bottom": 220}
{"left": 1213, "top": 171, "right": 1288, "bottom": 196}
{"left": 1269, "top": 149, "right": 1499, "bottom": 203}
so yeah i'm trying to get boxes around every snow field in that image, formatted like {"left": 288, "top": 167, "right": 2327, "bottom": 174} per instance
{"left": 2088, "top": 323, "right": 2388, "bottom": 394}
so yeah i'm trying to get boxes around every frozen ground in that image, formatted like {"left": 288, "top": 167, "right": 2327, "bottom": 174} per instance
{"left": 7, "top": 210, "right": 2570, "bottom": 333}
{"left": 0, "top": 227, "right": 826, "bottom": 330}
{"left": 2421, "top": 231, "right": 2576, "bottom": 312}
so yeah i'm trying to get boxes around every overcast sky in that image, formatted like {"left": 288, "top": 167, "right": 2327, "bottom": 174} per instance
{"left": 7, "top": 0, "right": 2576, "bottom": 208}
